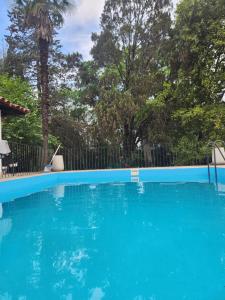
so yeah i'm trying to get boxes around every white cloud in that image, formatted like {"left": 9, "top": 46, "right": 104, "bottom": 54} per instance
{"left": 65, "top": 0, "right": 105, "bottom": 26}
{"left": 59, "top": 0, "right": 105, "bottom": 59}
{"left": 60, "top": 32, "right": 93, "bottom": 59}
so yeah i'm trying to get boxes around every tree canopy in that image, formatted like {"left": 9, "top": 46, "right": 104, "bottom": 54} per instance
{"left": 1, "top": 0, "right": 225, "bottom": 164}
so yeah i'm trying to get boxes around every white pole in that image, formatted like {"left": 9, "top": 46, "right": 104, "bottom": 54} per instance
{"left": 0, "top": 109, "right": 2, "bottom": 177}
{"left": 49, "top": 144, "right": 61, "bottom": 165}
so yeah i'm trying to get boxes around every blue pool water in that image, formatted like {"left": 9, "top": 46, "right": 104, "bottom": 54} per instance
{"left": 0, "top": 180, "right": 225, "bottom": 299}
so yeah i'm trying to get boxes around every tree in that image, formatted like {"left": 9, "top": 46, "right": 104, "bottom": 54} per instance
{"left": 91, "top": 0, "right": 172, "bottom": 152}
{"left": 3, "top": 6, "right": 38, "bottom": 81}
{"left": 15, "top": 0, "right": 73, "bottom": 163}
{"left": 0, "top": 75, "right": 42, "bottom": 144}
{"left": 75, "top": 61, "right": 99, "bottom": 107}
{"left": 171, "top": 0, "right": 225, "bottom": 154}
{"left": 141, "top": 0, "right": 225, "bottom": 163}
{"left": 4, "top": 5, "right": 79, "bottom": 93}
{"left": 171, "top": 0, "right": 225, "bottom": 106}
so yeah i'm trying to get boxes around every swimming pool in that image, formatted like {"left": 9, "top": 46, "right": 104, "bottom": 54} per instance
{"left": 0, "top": 167, "right": 225, "bottom": 299}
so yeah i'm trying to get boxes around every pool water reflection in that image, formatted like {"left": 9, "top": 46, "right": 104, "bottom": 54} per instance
{"left": 0, "top": 182, "right": 225, "bottom": 299}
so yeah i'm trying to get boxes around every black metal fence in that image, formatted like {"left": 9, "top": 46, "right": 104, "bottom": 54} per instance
{"left": 60, "top": 144, "right": 207, "bottom": 171}
{"left": 0, "top": 142, "right": 43, "bottom": 179}
{"left": 0, "top": 142, "right": 209, "bottom": 179}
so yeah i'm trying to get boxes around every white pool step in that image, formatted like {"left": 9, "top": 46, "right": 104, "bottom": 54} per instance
{"left": 131, "top": 169, "right": 139, "bottom": 177}
{"left": 131, "top": 169, "right": 139, "bottom": 182}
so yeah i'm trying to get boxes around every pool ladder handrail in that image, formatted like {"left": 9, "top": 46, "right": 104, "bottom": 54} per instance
{"left": 207, "top": 140, "right": 225, "bottom": 184}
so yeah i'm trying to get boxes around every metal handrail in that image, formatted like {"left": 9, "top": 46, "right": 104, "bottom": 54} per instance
{"left": 207, "top": 140, "right": 225, "bottom": 184}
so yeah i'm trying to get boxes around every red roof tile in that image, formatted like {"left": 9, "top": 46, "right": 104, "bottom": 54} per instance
{"left": 0, "top": 96, "right": 30, "bottom": 116}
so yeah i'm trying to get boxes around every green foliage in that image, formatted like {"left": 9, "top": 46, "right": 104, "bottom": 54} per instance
{"left": 91, "top": 0, "right": 172, "bottom": 148}
{"left": 139, "top": 0, "right": 225, "bottom": 163}
{"left": 173, "top": 0, "right": 225, "bottom": 158}
{"left": 172, "top": 136, "right": 207, "bottom": 166}
{"left": 2, "top": 0, "right": 225, "bottom": 167}
{"left": 171, "top": 0, "right": 225, "bottom": 106}
{"left": 0, "top": 75, "right": 42, "bottom": 144}
{"left": 173, "top": 105, "right": 225, "bottom": 140}
{"left": 76, "top": 61, "right": 99, "bottom": 107}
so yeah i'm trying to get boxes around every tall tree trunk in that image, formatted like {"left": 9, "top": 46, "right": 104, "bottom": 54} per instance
{"left": 39, "top": 37, "right": 50, "bottom": 165}
{"left": 123, "top": 123, "right": 130, "bottom": 155}
{"left": 123, "top": 118, "right": 136, "bottom": 160}
{"left": 36, "top": 59, "right": 42, "bottom": 101}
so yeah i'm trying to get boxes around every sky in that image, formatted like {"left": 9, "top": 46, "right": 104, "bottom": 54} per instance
{"left": 0, "top": 0, "right": 178, "bottom": 60}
